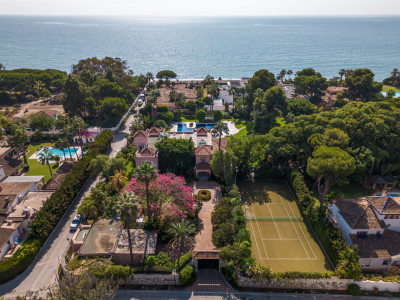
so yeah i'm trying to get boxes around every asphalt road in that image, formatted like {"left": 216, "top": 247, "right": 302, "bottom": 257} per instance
{"left": 115, "top": 290, "right": 392, "bottom": 300}
{"left": 0, "top": 111, "right": 137, "bottom": 299}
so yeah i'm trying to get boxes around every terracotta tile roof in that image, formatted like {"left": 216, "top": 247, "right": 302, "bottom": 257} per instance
{"left": 0, "top": 155, "right": 21, "bottom": 181}
{"left": 351, "top": 229, "right": 400, "bottom": 258}
{"left": 366, "top": 196, "right": 400, "bottom": 215}
{"left": 195, "top": 146, "right": 212, "bottom": 156}
{"left": 325, "top": 86, "right": 348, "bottom": 94}
{"left": 147, "top": 127, "right": 162, "bottom": 137}
{"left": 139, "top": 147, "right": 155, "bottom": 156}
{"left": 333, "top": 198, "right": 384, "bottom": 230}
{"left": 0, "top": 182, "right": 35, "bottom": 196}
{"left": 133, "top": 130, "right": 148, "bottom": 138}
{"left": 37, "top": 110, "right": 57, "bottom": 117}
{"left": 196, "top": 127, "right": 208, "bottom": 136}
{"left": 42, "top": 162, "right": 76, "bottom": 190}
{"left": 212, "top": 138, "right": 228, "bottom": 151}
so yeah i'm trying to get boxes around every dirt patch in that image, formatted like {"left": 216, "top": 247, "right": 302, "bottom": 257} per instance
{"left": 158, "top": 83, "right": 202, "bottom": 103}
{"left": 155, "top": 240, "right": 194, "bottom": 261}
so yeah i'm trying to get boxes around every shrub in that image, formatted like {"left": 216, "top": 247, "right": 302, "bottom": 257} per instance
{"left": 212, "top": 223, "right": 236, "bottom": 247}
{"left": 197, "top": 189, "right": 211, "bottom": 201}
{"left": 179, "top": 265, "right": 194, "bottom": 285}
{"left": 133, "top": 265, "right": 173, "bottom": 274}
{"left": 105, "top": 265, "right": 132, "bottom": 280}
{"left": 175, "top": 251, "right": 192, "bottom": 271}
{"left": 195, "top": 109, "right": 206, "bottom": 122}
{"left": 348, "top": 283, "right": 362, "bottom": 296}
{"left": 0, "top": 130, "right": 113, "bottom": 283}
{"left": 213, "top": 110, "right": 223, "bottom": 121}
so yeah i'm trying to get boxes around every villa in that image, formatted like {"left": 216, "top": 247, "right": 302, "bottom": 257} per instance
{"left": 0, "top": 147, "right": 21, "bottom": 182}
{"left": 329, "top": 196, "right": 400, "bottom": 271}
{"left": 133, "top": 126, "right": 228, "bottom": 179}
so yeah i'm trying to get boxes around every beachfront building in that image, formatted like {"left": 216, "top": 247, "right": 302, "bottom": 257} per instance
{"left": 329, "top": 196, "right": 400, "bottom": 271}
{"left": 133, "top": 127, "right": 164, "bottom": 169}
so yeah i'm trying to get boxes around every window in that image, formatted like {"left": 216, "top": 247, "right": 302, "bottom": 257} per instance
{"left": 383, "top": 259, "right": 390, "bottom": 265}
{"left": 357, "top": 231, "right": 368, "bottom": 235}
{"left": 200, "top": 156, "right": 206, "bottom": 161}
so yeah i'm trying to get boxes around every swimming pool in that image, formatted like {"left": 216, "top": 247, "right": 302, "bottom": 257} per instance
{"left": 195, "top": 123, "right": 216, "bottom": 130}
{"left": 381, "top": 92, "right": 400, "bottom": 98}
{"left": 38, "top": 147, "right": 79, "bottom": 158}
{"left": 376, "top": 193, "right": 400, "bottom": 197}
{"left": 176, "top": 123, "right": 193, "bottom": 132}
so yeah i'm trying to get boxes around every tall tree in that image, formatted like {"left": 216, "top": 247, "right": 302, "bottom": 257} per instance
{"left": 116, "top": 193, "right": 139, "bottom": 267}
{"left": 212, "top": 121, "right": 229, "bottom": 150}
{"left": 54, "top": 138, "right": 69, "bottom": 161}
{"left": 344, "top": 69, "right": 382, "bottom": 101}
{"left": 208, "top": 82, "right": 220, "bottom": 100}
{"left": 167, "top": 220, "right": 196, "bottom": 270}
{"left": 146, "top": 72, "right": 154, "bottom": 86}
{"left": 8, "top": 124, "right": 28, "bottom": 164}
{"left": 307, "top": 146, "right": 356, "bottom": 203}
{"left": 294, "top": 68, "right": 328, "bottom": 100}
{"left": 133, "top": 161, "right": 157, "bottom": 225}
{"left": 62, "top": 75, "right": 85, "bottom": 117}
{"left": 71, "top": 116, "right": 88, "bottom": 153}
{"left": 336, "top": 245, "right": 362, "bottom": 280}
{"left": 38, "top": 148, "right": 55, "bottom": 177}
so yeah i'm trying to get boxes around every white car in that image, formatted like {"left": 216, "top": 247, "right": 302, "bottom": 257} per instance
{"left": 70, "top": 214, "right": 81, "bottom": 231}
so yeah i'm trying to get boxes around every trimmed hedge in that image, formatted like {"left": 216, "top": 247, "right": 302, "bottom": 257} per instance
{"left": 0, "top": 130, "right": 114, "bottom": 283}
{"left": 197, "top": 190, "right": 211, "bottom": 201}
{"left": 179, "top": 265, "right": 194, "bottom": 285}
{"left": 175, "top": 251, "right": 192, "bottom": 271}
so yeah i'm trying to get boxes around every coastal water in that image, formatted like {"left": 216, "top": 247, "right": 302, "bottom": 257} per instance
{"left": 0, "top": 15, "right": 399, "bottom": 80}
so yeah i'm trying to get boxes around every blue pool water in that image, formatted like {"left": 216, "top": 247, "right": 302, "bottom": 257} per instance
{"left": 38, "top": 147, "right": 78, "bottom": 158}
{"left": 195, "top": 123, "right": 216, "bottom": 130}
{"left": 176, "top": 123, "right": 193, "bottom": 132}
{"left": 381, "top": 92, "right": 400, "bottom": 98}
{"left": 376, "top": 193, "right": 400, "bottom": 197}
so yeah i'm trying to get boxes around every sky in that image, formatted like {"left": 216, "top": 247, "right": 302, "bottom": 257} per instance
{"left": 1, "top": 0, "right": 400, "bottom": 16}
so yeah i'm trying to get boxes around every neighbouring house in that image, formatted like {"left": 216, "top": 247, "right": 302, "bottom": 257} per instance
{"left": 78, "top": 219, "right": 121, "bottom": 257}
{"left": 113, "top": 229, "right": 157, "bottom": 266}
{"left": 277, "top": 81, "right": 295, "bottom": 99}
{"left": 0, "top": 191, "right": 52, "bottom": 260}
{"left": 0, "top": 147, "right": 21, "bottom": 181}
{"left": 133, "top": 128, "right": 164, "bottom": 169}
{"left": 329, "top": 196, "right": 400, "bottom": 271}
{"left": 42, "top": 162, "right": 76, "bottom": 191}
{"left": 0, "top": 181, "right": 39, "bottom": 217}
{"left": 70, "top": 224, "right": 91, "bottom": 252}
{"left": 2, "top": 176, "right": 44, "bottom": 188}
{"left": 322, "top": 86, "right": 348, "bottom": 104}
{"left": 218, "top": 85, "right": 234, "bottom": 105}
{"left": 36, "top": 109, "right": 58, "bottom": 119}
{"left": 73, "top": 133, "right": 98, "bottom": 144}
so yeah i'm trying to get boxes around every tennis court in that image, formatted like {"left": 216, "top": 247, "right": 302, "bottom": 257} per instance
{"left": 239, "top": 180, "right": 332, "bottom": 273}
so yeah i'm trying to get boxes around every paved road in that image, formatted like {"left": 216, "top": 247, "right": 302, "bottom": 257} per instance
{"left": 1, "top": 112, "right": 136, "bottom": 299}
{"left": 115, "top": 290, "right": 392, "bottom": 300}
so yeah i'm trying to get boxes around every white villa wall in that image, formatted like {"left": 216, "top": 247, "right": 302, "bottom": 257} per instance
{"left": 0, "top": 229, "right": 21, "bottom": 261}
{"left": 357, "top": 280, "right": 400, "bottom": 292}
{"left": 331, "top": 204, "right": 353, "bottom": 245}
{"left": 359, "top": 257, "right": 389, "bottom": 270}
{"left": 218, "top": 86, "right": 234, "bottom": 104}
{"left": 0, "top": 166, "right": 5, "bottom": 181}
{"left": 371, "top": 206, "right": 400, "bottom": 233}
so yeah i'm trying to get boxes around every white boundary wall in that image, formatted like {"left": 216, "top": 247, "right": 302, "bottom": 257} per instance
{"left": 357, "top": 280, "right": 400, "bottom": 292}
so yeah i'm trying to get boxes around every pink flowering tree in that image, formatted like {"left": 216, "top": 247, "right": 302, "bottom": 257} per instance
{"left": 126, "top": 173, "right": 198, "bottom": 228}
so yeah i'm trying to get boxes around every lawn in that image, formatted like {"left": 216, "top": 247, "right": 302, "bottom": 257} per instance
{"left": 25, "top": 143, "right": 60, "bottom": 182}
{"left": 382, "top": 85, "right": 400, "bottom": 92}
{"left": 331, "top": 182, "right": 369, "bottom": 199}
{"left": 238, "top": 180, "right": 332, "bottom": 273}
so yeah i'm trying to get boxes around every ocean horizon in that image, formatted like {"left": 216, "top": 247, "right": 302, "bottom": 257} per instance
{"left": 0, "top": 15, "right": 399, "bottom": 80}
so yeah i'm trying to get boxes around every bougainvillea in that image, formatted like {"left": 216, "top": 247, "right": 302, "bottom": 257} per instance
{"left": 126, "top": 173, "right": 197, "bottom": 226}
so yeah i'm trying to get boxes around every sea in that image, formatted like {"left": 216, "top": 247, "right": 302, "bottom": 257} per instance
{"left": 0, "top": 15, "right": 399, "bottom": 81}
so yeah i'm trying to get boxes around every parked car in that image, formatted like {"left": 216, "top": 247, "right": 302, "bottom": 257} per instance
{"left": 70, "top": 214, "right": 81, "bottom": 231}
{"left": 138, "top": 99, "right": 143, "bottom": 106}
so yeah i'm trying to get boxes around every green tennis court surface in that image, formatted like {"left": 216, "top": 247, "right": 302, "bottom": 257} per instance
{"left": 239, "top": 180, "right": 332, "bottom": 273}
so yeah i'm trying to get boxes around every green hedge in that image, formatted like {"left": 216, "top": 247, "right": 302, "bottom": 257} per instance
{"left": 287, "top": 169, "right": 347, "bottom": 267}
{"left": 179, "top": 265, "right": 194, "bottom": 285}
{"left": 175, "top": 251, "right": 192, "bottom": 271}
{"left": 197, "top": 190, "right": 211, "bottom": 201}
{"left": 133, "top": 265, "right": 173, "bottom": 274}
{"left": 0, "top": 130, "right": 114, "bottom": 283}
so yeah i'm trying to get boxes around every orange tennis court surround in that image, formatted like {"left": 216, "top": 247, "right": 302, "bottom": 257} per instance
{"left": 239, "top": 180, "right": 332, "bottom": 273}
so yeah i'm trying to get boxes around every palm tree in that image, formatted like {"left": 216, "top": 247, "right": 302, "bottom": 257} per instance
{"left": 110, "top": 169, "right": 128, "bottom": 192}
{"left": 116, "top": 193, "right": 140, "bottom": 267}
{"left": 287, "top": 69, "right": 293, "bottom": 79}
{"left": 167, "top": 220, "right": 196, "bottom": 270}
{"left": 133, "top": 162, "right": 157, "bottom": 226}
{"left": 71, "top": 116, "right": 87, "bottom": 157}
{"left": 0, "top": 63, "right": 5, "bottom": 71}
{"left": 0, "top": 115, "right": 12, "bottom": 133}
{"left": 38, "top": 148, "right": 55, "bottom": 177}
{"left": 339, "top": 69, "right": 346, "bottom": 84}
{"left": 54, "top": 138, "right": 69, "bottom": 161}
{"left": 146, "top": 72, "right": 154, "bottom": 86}
{"left": 212, "top": 121, "right": 229, "bottom": 150}
{"left": 250, "top": 110, "right": 261, "bottom": 129}
{"left": 391, "top": 68, "right": 399, "bottom": 78}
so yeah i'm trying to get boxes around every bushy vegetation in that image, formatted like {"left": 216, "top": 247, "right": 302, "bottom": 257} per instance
{"left": 175, "top": 251, "right": 192, "bottom": 271}
{"left": 179, "top": 265, "right": 195, "bottom": 285}
{"left": 197, "top": 190, "right": 211, "bottom": 201}
{"left": 0, "top": 130, "right": 113, "bottom": 283}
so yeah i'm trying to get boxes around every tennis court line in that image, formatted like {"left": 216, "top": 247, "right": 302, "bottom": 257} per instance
{"left": 251, "top": 204, "right": 270, "bottom": 258}
{"left": 276, "top": 190, "right": 310, "bottom": 259}
{"left": 264, "top": 199, "right": 282, "bottom": 239}
{"left": 278, "top": 193, "right": 318, "bottom": 260}
{"left": 280, "top": 192, "right": 318, "bottom": 260}
{"left": 259, "top": 258, "right": 318, "bottom": 261}
{"left": 262, "top": 238, "right": 299, "bottom": 241}
{"left": 247, "top": 205, "right": 268, "bottom": 259}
